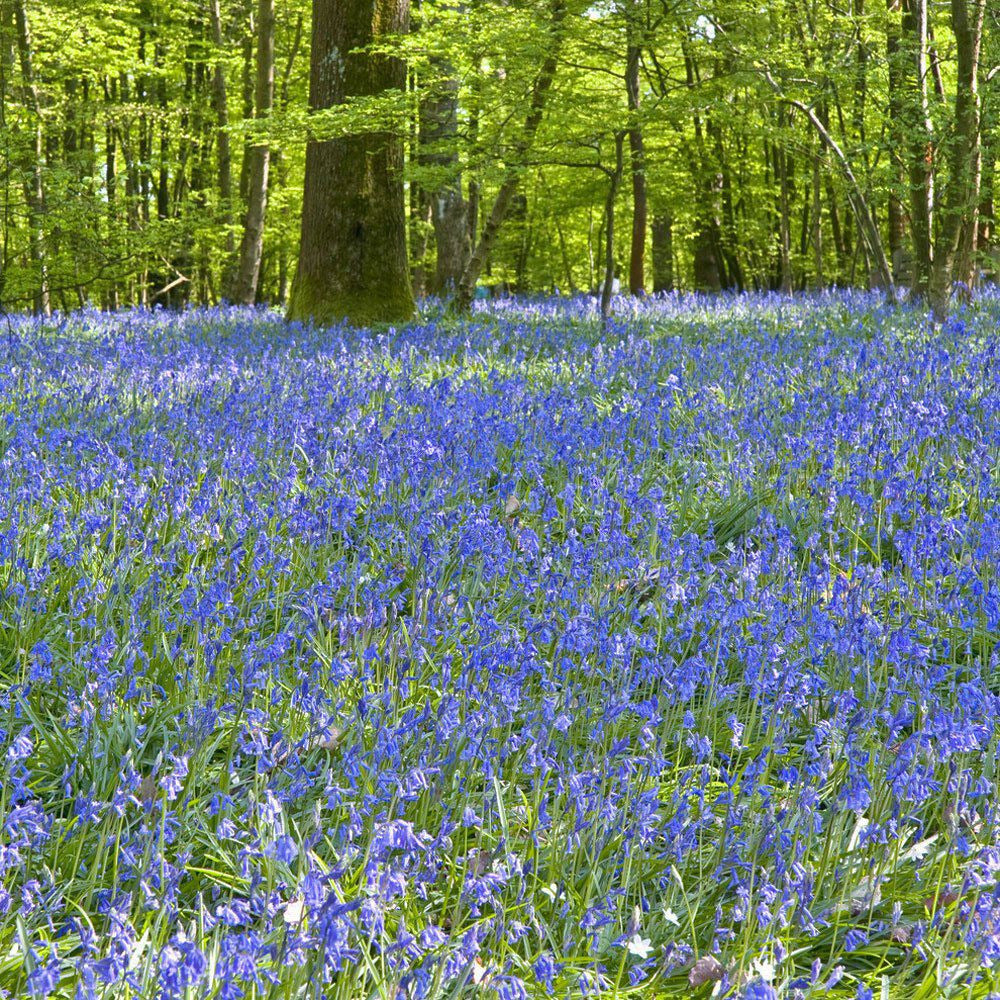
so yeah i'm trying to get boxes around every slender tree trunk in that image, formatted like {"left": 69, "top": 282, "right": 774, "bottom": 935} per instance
{"left": 903, "top": 0, "right": 934, "bottom": 294}
{"left": 886, "top": 0, "right": 907, "bottom": 279}
{"left": 928, "top": 0, "right": 985, "bottom": 318}
{"left": 683, "top": 43, "right": 723, "bottom": 292}
{"left": 453, "top": 0, "right": 566, "bottom": 312}
{"left": 422, "top": 74, "right": 471, "bottom": 294}
{"left": 156, "top": 39, "right": 169, "bottom": 225}
{"left": 760, "top": 68, "right": 894, "bottom": 292}
{"left": 812, "top": 149, "right": 824, "bottom": 286}
{"left": 980, "top": 134, "right": 996, "bottom": 277}
{"left": 274, "top": 12, "right": 303, "bottom": 304}
{"left": 232, "top": 0, "right": 275, "bottom": 304}
{"left": 651, "top": 213, "right": 673, "bottom": 292}
{"left": 601, "top": 132, "right": 625, "bottom": 329}
{"left": 13, "top": 0, "right": 49, "bottom": 314}
{"left": 624, "top": 7, "right": 646, "bottom": 294}
{"left": 209, "top": 0, "right": 235, "bottom": 283}
{"left": 103, "top": 76, "right": 119, "bottom": 309}
{"left": 512, "top": 192, "right": 531, "bottom": 293}
{"left": 288, "top": 0, "right": 415, "bottom": 325}
{"left": 1, "top": 5, "right": 13, "bottom": 311}
{"left": 239, "top": 0, "right": 255, "bottom": 204}
{"left": 777, "top": 132, "right": 793, "bottom": 293}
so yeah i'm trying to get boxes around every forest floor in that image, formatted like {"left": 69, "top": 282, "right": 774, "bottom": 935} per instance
{"left": 2, "top": 291, "right": 1000, "bottom": 998}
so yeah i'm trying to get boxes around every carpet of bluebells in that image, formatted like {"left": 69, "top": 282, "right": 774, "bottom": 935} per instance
{"left": 3, "top": 291, "right": 1000, "bottom": 1000}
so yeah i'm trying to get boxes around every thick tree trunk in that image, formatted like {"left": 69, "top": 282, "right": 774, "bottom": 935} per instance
{"left": 232, "top": 0, "right": 274, "bottom": 304}
{"left": 288, "top": 0, "right": 415, "bottom": 325}
{"left": 624, "top": 12, "right": 646, "bottom": 294}
{"left": 651, "top": 214, "right": 673, "bottom": 292}
{"left": 453, "top": 0, "right": 566, "bottom": 312}
{"left": 13, "top": 0, "right": 49, "bottom": 315}
{"left": 928, "top": 0, "right": 985, "bottom": 319}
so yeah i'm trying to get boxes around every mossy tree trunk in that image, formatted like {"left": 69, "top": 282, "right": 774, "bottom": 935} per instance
{"left": 287, "top": 0, "right": 415, "bottom": 326}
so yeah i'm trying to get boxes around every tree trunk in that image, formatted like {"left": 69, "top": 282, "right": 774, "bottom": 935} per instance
{"left": 512, "top": 192, "right": 532, "bottom": 293}
{"left": 777, "top": 133, "right": 793, "bottom": 293}
{"left": 275, "top": 12, "right": 304, "bottom": 304}
{"left": 759, "top": 67, "right": 894, "bottom": 293}
{"left": 928, "top": 0, "right": 985, "bottom": 319}
{"left": 103, "top": 76, "right": 120, "bottom": 309}
{"left": 624, "top": 9, "right": 646, "bottom": 295}
{"left": 453, "top": 0, "right": 566, "bottom": 312}
{"left": 886, "top": 0, "right": 907, "bottom": 279}
{"left": 420, "top": 73, "right": 471, "bottom": 294}
{"left": 903, "top": 0, "right": 934, "bottom": 295}
{"left": 287, "top": 0, "right": 415, "bottom": 325}
{"left": 601, "top": 132, "right": 625, "bottom": 329}
{"left": 13, "top": 0, "right": 49, "bottom": 314}
{"left": 209, "top": 0, "right": 236, "bottom": 282}
{"left": 979, "top": 130, "right": 996, "bottom": 277}
{"left": 239, "top": 0, "right": 255, "bottom": 204}
{"left": 812, "top": 150, "right": 824, "bottom": 286}
{"left": 232, "top": 0, "right": 274, "bottom": 304}
{"left": 651, "top": 213, "right": 673, "bottom": 292}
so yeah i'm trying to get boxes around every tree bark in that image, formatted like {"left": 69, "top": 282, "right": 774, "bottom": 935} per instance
{"left": 886, "top": 0, "right": 907, "bottom": 279}
{"left": 759, "top": 67, "right": 894, "bottom": 293}
{"left": 209, "top": 0, "right": 236, "bottom": 279}
{"left": 651, "top": 213, "right": 673, "bottom": 292}
{"left": 453, "top": 0, "right": 566, "bottom": 312}
{"left": 624, "top": 6, "right": 646, "bottom": 294}
{"left": 776, "top": 132, "right": 793, "bottom": 293}
{"left": 600, "top": 132, "right": 625, "bottom": 329}
{"left": 287, "top": 0, "right": 415, "bottom": 325}
{"left": 13, "top": 0, "right": 49, "bottom": 314}
{"left": 231, "top": 0, "right": 274, "bottom": 304}
{"left": 239, "top": 0, "right": 255, "bottom": 205}
{"left": 420, "top": 73, "right": 471, "bottom": 294}
{"left": 903, "top": 0, "right": 934, "bottom": 295}
{"left": 812, "top": 149, "right": 824, "bottom": 286}
{"left": 928, "top": 0, "right": 986, "bottom": 318}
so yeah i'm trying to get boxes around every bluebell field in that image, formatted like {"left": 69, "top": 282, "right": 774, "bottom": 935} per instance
{"left": 2, "top": 291, "right": 1000, "bottom": 999}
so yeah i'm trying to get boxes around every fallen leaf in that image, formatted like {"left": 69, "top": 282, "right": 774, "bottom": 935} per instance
{"left": 924, "top": 890, "right": 960, "bottom": 912}
{"left": 689, "top": 955, "right": 725, "bottom": 988}
{"left": 138, "top": 775, "right": 158, "bottom": 804}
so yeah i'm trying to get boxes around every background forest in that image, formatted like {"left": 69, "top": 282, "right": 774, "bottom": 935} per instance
{"left": 0, "top": 0, "right": 996, "bottom": 318}
{"left": 6, "top": 4, "right": 1000, "bottom": 998}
